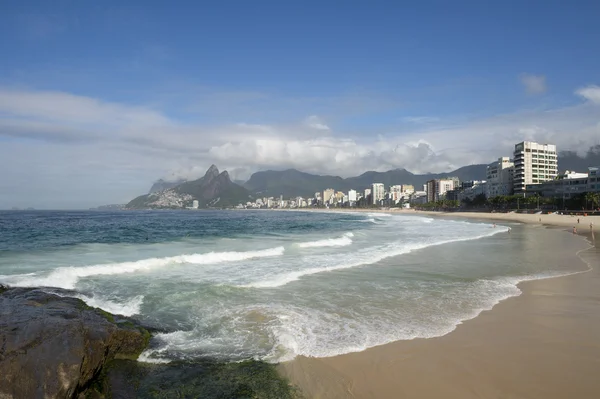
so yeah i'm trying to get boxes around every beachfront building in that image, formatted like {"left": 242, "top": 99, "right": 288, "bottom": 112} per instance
{"left": 525, "top": 170, "right": 588, "bottom": 200}
{"left": 323, "top": 188, "right": 335, "bottom": 204}
{"left": 402, "top": 185, "right": 415, "bottom": 195}
{"left": 426, "top": 179, "right": 456, "bottom": 202}
{"left": 486, "top": 157, "right": 514, "bottom": 198}
{"left": 589, "top": 167, "right": 600, "bottom": 192}
{"left": 513, "top": 141, "right": 558, "bottom": 195}
{"left": 364, "top": 188, "right": 371, "bottom": 199}
{"left": 348, "top": 189, "right": 357, "bottom": 202}
{"left": 372, "top": 183, "right": 385, "bottom": 205}
{"left": 458, "top": 181, "right": 488, "bottom": 202}
{"left": 390, "top": 185, "right": 403, "bottom": 204}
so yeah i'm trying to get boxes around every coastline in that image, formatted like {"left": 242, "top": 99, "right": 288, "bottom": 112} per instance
{"left": 279, "top": 215, "right": 600, "bottom": 398}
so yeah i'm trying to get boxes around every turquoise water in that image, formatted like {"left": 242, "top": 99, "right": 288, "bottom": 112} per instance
{"left": 0, "top": 210, "right": 585, "bottom": 363}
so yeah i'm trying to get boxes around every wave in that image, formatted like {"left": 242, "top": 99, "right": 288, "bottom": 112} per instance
{"left": 367, "top": 213, "right": 393, "bottom": 218}
{"left": 359, "top": 218, "right": 378, "bottom": 224}
{"left": 297, "top": 232, "right": 354, "bottom": 248}
{"left": 0, "top": 246, "right": 285, "bottom": 290}
{"left": 242, "top": 227, "right": 509, "bottom": 288}
{"left": 51, "top": 291, "right": 144, "bottom": 317}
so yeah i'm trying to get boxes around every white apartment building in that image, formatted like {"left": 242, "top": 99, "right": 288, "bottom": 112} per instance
{"left": 348, "top": 189, "right": 357, "bottom": 202}
{"left": 486, "top": 157, "right": 514, "bottom": 198}
{"left": 372, "top": 183, "right": 385, "bottom": 205}
{"left": 390, "top": 185, "right": 403, "bottom": 203}
{"left": 364, "top": 188, "right": 372, "bottom": 198}
{"left": 513, "top": 141, "right": 558, "bottom": 194}
{"left": 192, "top": 200, "right": 199, "bottom": 209}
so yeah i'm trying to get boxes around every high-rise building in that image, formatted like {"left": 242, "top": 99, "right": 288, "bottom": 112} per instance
{"left": 426, "top": 179, "right": 456, "bottom": 202}
{"left": 192, "top": 200, "right": 199, "bottom": 209}
{"left": 513, "top": 141, "right": 558, "bottom": 194}
{"left": 390, "top": 185, "right": 403, "bottom": 203}
{"left": 364, "top": 188, "right": 372, "bottom": 199}
{"left": 372, "top": 183, "right": 385, "bottom": 205}
{"left": 486, "top": 157, "right": 514, "bottom": 198}
{"left": 348, "top": 189, "right": 357, "bottom": 202}
{"left": 323, "top": 188, "right": 335, "bottom": 204}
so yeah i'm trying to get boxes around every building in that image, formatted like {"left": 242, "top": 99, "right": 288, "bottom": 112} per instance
{"left": 390, "top": 185, "right": 403, "bottom": 203}
{"left": 589, "top": 167, "right": 600, "bottom": 193}
{"left": 192, "top": 200, "right": 199, "bottom": 209}
{"left": 458, "top": 181, "right": 488, "bottom": 202}
{"left": 426, "top": 179, "right": 456, "bottom": 202}
{"left": 323, "top": 188, "right": 335, "bottom": 204}
{"left": 348, "top": 189, "right": 357, "bottom": 202}
{"left": 372, "top": 183, "right": 385, "bottom": 205}
{"left": 525, "top": 170, "right": 588, "bottom": 200}
{"left": 402, "top": 185, "right": 415, "bottom": 195}
{"left": 513, "top": 141, "right": 558, "bottom": 195}
{"left": 486, "top": 157, "right": 514, "bottom": 198}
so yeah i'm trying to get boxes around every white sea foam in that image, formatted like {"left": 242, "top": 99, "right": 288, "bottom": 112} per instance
{"left": 1, "top": 246, "right": 285, "bottom": 289}
{"left": 242, "top": 227, "right": 509, "bottom": 288}
{"left": 367, "top": 213, "right": 393, "bottom": 217}
{"left": 297, "top": 232, "right": 354, "bottom": 248}
{"left": 77, "top": 294, "right": 144, "bottom": 316}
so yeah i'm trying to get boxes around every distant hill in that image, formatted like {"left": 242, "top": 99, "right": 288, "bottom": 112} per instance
{"left": 243, "top": 169, "right": 345, "bottom": 198}
{"left": 149, "top": 179, "right": 187, "bottom": 193}
{"left": 558, "top": 145, "right": 600, "bottom": 172}
{"left": 127, "top": 165, "right": 251, "bottom": 209}
{"left": 243, "top": 165, "right": 488, "bottom": 198}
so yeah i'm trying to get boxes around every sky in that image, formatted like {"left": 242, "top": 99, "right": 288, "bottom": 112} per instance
{"left": 1, "top": 1, "right": 599, "bottom": 209}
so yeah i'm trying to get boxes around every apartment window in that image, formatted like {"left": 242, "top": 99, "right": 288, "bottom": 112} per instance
{"left": 525, "top": 149, "right": 531, "bottom": 152}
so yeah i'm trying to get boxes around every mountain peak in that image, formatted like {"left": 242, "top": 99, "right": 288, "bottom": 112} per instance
{"left": 204, "top": 164, "right": 220, "bottom": 180}
{"left": 218, "top": 170, "right": 231, "bottom": 182}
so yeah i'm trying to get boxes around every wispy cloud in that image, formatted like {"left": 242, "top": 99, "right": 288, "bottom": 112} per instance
{"left": 305, "top": 115, "right": 330, "bottom": 131}
{"left": 519, "top": 73, "right": 547, "bottom": 95}
{"left": 576, "top": 85, "right": 600, "bottom": 104}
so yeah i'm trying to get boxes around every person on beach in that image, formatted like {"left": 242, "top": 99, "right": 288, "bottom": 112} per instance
{"left": 493, "top": 223, "right": 496, "bottom": 228}
{"left": 573, "top": 227, "right": 577, "bottom": 234}
{"left": 577, "top": 218, "right": 580, "bottom": 224}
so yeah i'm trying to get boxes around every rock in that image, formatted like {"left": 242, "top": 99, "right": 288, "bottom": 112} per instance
{"left": 0, "top": 287, "right": 150, "bottom": 399}
{"left": 100, "top": 359, "right": 302, "bottom": 399}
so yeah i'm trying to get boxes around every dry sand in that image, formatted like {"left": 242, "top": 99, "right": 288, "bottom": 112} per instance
{"left": 279, "top": 212, "right": 600, "bottom": 399}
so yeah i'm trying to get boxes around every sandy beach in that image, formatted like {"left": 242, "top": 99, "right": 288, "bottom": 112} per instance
{"left": 279, "top": 212, "right": 600, "bottom": 399}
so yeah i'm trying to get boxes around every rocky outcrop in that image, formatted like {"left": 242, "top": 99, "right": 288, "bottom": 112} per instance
{"left": 0, "top": 286, "right": 150, "bottom": 399}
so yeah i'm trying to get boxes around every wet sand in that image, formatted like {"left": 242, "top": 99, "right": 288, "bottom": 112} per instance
{"left": 279, "top": 226, "right": 600, "bottom": 399}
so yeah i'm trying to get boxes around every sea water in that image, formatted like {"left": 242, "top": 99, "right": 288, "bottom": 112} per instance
{"left": 0, "top": 210, "right": 584, "bottom": 363}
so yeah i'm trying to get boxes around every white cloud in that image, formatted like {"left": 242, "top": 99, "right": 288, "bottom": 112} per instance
{"left": 576, "top": 85, "right": 600, "bottom": 104}
{"left": 0, "top": 87, "right": 599, "bottom": 208}
{"left": 519, "top": 73, "right": 547, "bottom": 94}
{"left": 305, "top": 115, "right": 330, "bottom": 130}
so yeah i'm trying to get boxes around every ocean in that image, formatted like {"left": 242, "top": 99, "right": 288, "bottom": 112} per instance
{"left": 0, "top": 210, "right": 582, "bottom": 363}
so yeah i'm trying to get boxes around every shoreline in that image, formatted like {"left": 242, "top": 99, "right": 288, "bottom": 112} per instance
{"left": 279, "top": 216, "right": 600, "bottom": 398}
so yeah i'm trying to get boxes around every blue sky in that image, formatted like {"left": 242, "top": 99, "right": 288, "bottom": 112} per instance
{"left": 1, "top": 1, "right": 599, "bottom": 208}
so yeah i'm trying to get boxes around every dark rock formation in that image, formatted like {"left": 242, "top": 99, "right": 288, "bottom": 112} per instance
{"left": 99, "top": 359, "right": 301, "bottom": 399}
{"left": 0, "top": 287, "right": 149, "bottom": 399}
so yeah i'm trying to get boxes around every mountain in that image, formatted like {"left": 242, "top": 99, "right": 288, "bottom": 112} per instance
{"left": 244, "top": 165, "right": 488, "bottom": 198}
{"left": 243, "top": 169, "right": 345, "bottom": 198}
{"left": 558, "top": 145, "right": 600, "bottom": 172}
{"left": 149, "top": 179, "right": 187, "bottom": 193}
{"left": 126, "top": 165, "right": 251, "bottom": 209}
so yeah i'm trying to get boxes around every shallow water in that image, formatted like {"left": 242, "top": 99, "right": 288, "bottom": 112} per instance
{"left": 0, "top": 210, "right": 584, "bottom": 363}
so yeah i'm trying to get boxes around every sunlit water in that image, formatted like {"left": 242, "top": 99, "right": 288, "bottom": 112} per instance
{"left": 0, "top": 210, "right": 585, "bottom": 363}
